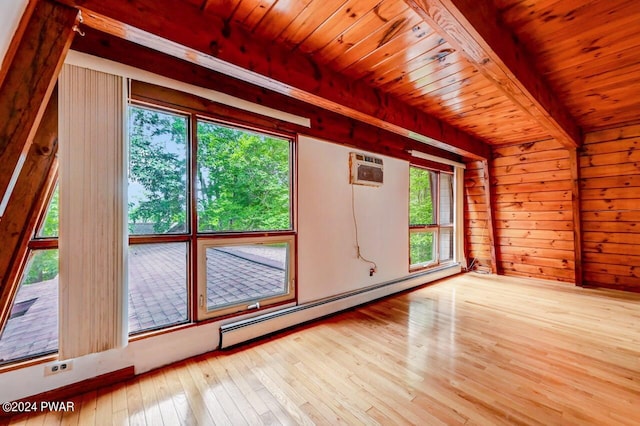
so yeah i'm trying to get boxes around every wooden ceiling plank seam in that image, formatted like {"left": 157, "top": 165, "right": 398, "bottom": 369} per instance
{"left": 209, "top": 0, "right": 242, "bottom": 22}
{"left": 363, "top": 32, "right": 450, "bottom": 86}
{"left": 496, "top": 0, "right": 579, "bottom": 29}
{"left": 431, "top": 91, "right": 528, "bottom": 117}
{"left": 331, "top": 9, "right": 426, "bottom": 72}
{"left": 423, "top": 82, "right": 499, "bottom": 109}
{"left": 404, "top": 0, "right": 582, "bottom": 148}
{"left": 234, "top": 0, "right": 277, "bottom": 29}
{"left": 396, "top": 66, "right": 479, "bottom": 100}
{"left": 543, "top": 45, "right": 640, "bottom": 80}
{"left": 379, "top": 51, "right": 476, "bottom": 97}
{"left": 0, "top": 0, "right": 78, "bottom": 219}
{"left": 342, "top": 24, "right": 449, "bottom": 82}
{"left": 390, "top": 70, "right": 477, "bottom": 102}
{"left": 512, "top": 1, "right": 640, "bottom": 57}
{"left": 296, "top": 0, "right": 382, "bottom": 54}
{"left": 377, "top": 51, "right": 472, "bottom": 92}
{"left": 318, "top": 0, "right": 412, "bottom": 67}
{"left": 57, "top": 0, "right": 490, "bottom": 159}
{"left": 252, "top": 0, "right": 314, "bottom": 41}
{"left": 535, "top": 18, "right": 640, "bottom": 70}
{"left": 276, "top": 0, "right": 349, "bottom": 47}
{"left": 415, "top": 87, "right": 519, "bottom": 115}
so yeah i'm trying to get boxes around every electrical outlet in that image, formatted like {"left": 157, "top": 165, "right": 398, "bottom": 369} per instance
{"left": 44, "top": 360, "right": 73, "bottom": 376}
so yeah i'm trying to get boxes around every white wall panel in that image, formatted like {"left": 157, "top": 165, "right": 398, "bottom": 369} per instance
{"left": 297, "top": 136, "right": 410, "bottom": 303}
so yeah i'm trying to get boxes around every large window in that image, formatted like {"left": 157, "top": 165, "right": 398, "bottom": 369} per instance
{"left": 195, "top": 119, "right": 295, "bottom": 319}
{"left": 127, "top": 101, "right": 295, "bottom": 323}
{"left": 127, "top": 105, "right": 190, "bottom": 334}
{"left": 196, "top": 120, "right": 292, "bottom": 233}
{"left": 1, "top": 89, "right": 296, "bottom": 367}
{"left": 409, "top": 166, "right": 454, "bottom": 270}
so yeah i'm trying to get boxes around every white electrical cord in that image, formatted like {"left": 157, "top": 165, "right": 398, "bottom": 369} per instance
{"left": 351, "top": 184, "right": 377, "bottom": 273}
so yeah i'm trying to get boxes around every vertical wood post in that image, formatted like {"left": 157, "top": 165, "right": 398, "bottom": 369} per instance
{"left": 482, "top": 158, "right": 500, "bottom": 274}
{"left": 569, "top": 148, "right": 584, "bottom": 286}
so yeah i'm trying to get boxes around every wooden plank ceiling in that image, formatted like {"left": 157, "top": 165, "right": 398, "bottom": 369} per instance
{"left": 188, "top": 0, "right": 552, "bottom": 146}
{"left": 63, "top": 0, "right": 640, "bottom": 148}
{"left": 494, "top": 0, "right": 640, "bottom": 132}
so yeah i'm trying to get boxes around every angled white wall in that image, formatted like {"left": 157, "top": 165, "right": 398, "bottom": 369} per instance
{"left": 0, "top": 0, "right": 28, "bottom": 70}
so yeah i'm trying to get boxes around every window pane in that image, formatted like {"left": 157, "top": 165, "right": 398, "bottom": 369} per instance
{"left": 410, "top": 232, "right": 436, "bottom": 267}
{"left": 128, "top": 243, "right": 188, "bottom": 334}
{"left": 128, "top": 106, "right": 188, "bottom": 235}
{"left": 197, "top": 121, "right": 291, "bottom": 232}
{"left": 37, "top": 185, "right": 58, "bottom": 238}
{"left": 205, "top": 242, "right": 289, "bottom": 311}
{"left": 439, "top": 227, "right": 454, "bottom": 262}
{"left": 439, "top": 173, "right": 454, "bottom": 225}
{"left": 410, "top": 167, "right": 437, "bottom": 225}
{"left": 0, "top": 250, "right": 58, "bottom": 365}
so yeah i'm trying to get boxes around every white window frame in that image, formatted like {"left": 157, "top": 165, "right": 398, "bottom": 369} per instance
{"left": 197, "top": 235, "right": 296, "bottom": 319}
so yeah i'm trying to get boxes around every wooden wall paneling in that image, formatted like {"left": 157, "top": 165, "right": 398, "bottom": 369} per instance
{"left": 71, "top": 30, "right": 461, "bottom": 165}
{"left": 0, "top": 89, "right": 59, "bottom": 338}
{"left": 404, "top": 0, "right": 581, "bottom": 148}
{"left": 0, "top": 0, "right": 77, "bottom": 214}
{"left": 490, "top": 139, "right": 576, "bottom": 283}
{"left": 57, "top": 0, "right": 490, "bottom": 159}
{"left": 580, "top": 126, "right": 640, "bottom": 291}
{"left": 583, "top": 123, "right": 640, "bottom": 144}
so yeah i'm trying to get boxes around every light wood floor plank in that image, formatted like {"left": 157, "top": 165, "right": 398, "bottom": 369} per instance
{"left": 4, "top": 274, "right": 640, "bottom": 425}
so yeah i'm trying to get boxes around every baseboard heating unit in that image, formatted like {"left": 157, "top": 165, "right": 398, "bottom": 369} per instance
{"left": 219, "top": 263, "right": 460, "bottom": 349}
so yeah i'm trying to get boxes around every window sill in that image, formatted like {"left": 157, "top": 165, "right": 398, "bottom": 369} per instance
{"left": 409, "top": 261, "right": 458, "bottom": 274}
{"left": 0, "top": 353, "right": 58, "bottom": 374}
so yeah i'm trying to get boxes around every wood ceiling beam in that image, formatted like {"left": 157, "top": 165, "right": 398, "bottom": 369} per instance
{"left": 0, "top": 0, "right": 77, "bottom": 213}
{"left": 405, "top": 0, "right": 582, "bottom": 148}
{"left": 71, "top": 30, "right": 461, "bottom": 166}
{"left": 54, "top": 0, "right": 490, "bottom": 159}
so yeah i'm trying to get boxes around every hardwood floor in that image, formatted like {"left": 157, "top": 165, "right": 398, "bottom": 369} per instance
{"left": 4, "top": 273, "right": 640, "bottom": 425}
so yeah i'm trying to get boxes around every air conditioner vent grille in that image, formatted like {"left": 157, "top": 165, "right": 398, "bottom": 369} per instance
{"left": 350, "top": 152, "right": 383, "bottom": 187}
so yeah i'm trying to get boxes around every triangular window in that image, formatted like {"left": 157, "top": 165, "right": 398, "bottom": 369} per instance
{"left": 0, "top": 184, "right": 59, "bottom": 366}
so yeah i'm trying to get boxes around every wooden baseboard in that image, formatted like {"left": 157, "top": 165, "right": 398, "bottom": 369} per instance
{"left": 1, "top": 366, "right": 135, "bottom": 418}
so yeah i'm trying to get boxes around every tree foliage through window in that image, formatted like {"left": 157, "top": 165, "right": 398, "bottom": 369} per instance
{"left": 197, "top": 121, "right": 290, "bottom": 232}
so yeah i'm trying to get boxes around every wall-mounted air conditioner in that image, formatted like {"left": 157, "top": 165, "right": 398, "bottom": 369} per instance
{"left": 349, "top": 152, "right": 383, "bottom": 187}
